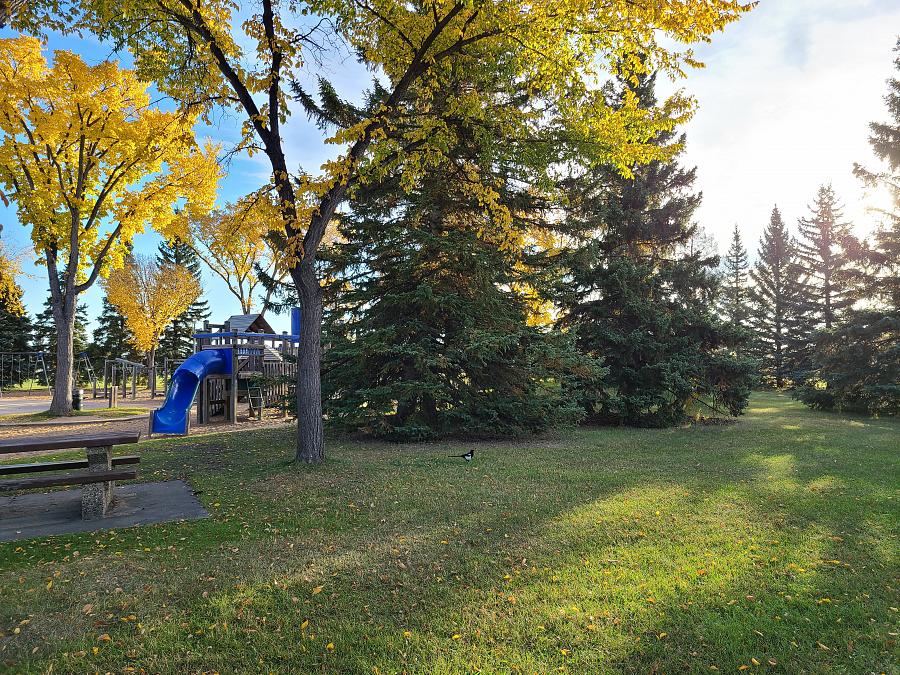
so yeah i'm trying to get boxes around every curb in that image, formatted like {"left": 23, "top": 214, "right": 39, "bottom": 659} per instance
{"left": 0, "top": 414, "right": 151, "bottom": 428}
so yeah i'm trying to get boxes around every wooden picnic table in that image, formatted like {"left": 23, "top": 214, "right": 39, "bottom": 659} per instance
{"left": 0, "top": 431, "right": 141, "bottom": 519}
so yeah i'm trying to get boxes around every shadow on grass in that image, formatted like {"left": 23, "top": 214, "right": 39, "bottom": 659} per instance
{"left": 0, "top": 393, "right": 897, "bottom": 672}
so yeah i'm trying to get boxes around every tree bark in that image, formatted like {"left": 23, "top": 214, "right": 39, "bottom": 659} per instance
{"left": 293, "top": 261, "right": 324, "bottom": 463}
{"left": 148, "top": 347, "right": 157, "bottom": 398}
{"left": 49, "top": 295, "right": 76, "bottom": 415}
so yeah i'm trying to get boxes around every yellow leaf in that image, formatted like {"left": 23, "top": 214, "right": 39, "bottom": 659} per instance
{"left": 326, "top": 642, "right": 334, "bottom": 651}
{"left": 451, "top": 634, "right": 461, "bottom": 640}
{"left": 97, "top": 633, "right": 111, "bottom": 642}
{"left": 300, "top": 619, "right": 309, "bottom": 630}
{"left": 312, "top": 586, "right": 323, "bottom": 595}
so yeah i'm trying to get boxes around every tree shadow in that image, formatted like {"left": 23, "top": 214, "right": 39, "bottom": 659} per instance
{"left": 0, "top": 402, "right": 897, "bottom": 672}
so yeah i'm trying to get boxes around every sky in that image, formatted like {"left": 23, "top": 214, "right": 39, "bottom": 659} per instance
{"left": 1, "top": 0, "right": 899, "bottom": 336}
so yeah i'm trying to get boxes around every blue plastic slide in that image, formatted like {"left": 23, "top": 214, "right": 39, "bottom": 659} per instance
{"left": 150, "top": 348, "right": 232, "bottom": 435}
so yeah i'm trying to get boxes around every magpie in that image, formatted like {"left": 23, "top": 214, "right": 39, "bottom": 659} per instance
{"left": 449, "top": 449, "right": 474, "bottom": 462}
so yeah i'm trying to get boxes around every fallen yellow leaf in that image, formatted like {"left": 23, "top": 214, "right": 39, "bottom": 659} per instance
{"left": 312, "top": 586, "right": 323, "bottom": 595}
{"left": 326, "top": 642, "right": 334, "bottom": 651}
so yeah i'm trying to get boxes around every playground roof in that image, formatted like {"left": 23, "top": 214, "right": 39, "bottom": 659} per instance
{"left": 225, "top": 314, "right": 275, "bottom": 334}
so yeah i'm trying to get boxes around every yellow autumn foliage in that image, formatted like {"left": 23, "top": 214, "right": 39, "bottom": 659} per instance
{"left": 0, "top": 36, "right": 220, "bottom": 285}
{"left": 104, "top": 255, "right": 201, "bottom": 354}
{"left": 0, "top": 243, "right": 25, "bottom": 316}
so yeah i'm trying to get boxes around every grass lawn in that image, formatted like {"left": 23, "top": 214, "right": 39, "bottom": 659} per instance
{"left": 0, "top": 407, "right": 150, "bottom": 423}
{"left": 0, "top": 392, "right": 897, "bottom": 673}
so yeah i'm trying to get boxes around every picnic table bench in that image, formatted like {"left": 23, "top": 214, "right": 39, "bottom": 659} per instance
{"left": 0, "top": 431, "right": 141, "bottom": 520}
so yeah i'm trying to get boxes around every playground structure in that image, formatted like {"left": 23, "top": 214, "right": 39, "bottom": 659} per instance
{"left": 150, "top": 311, "right": 299, "bottom": 435}
{"left": 1, "top": 349, "right": 154, "bottom": 404}
{"left": 0, "top": 352, "right": 52, "bottom": 394}
{"left": 103, "top": 358, "right": 146, "bottom": 406}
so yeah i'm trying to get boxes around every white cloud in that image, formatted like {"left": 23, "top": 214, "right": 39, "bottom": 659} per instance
{"left": 672, "top": 0, "right": 900, "bottom": 255}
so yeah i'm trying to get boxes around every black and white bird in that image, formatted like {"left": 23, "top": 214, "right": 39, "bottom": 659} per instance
{"left": 449, "top": 449, "right": 474, "bottom": 462}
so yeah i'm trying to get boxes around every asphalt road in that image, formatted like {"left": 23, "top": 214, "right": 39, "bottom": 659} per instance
{"left": 0, "top": 395, "right": 159, "bottom": 415}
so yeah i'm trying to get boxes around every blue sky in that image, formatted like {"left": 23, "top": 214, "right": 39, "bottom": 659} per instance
{"left": 2, "top": 0, "right": 899, "bottom": 335}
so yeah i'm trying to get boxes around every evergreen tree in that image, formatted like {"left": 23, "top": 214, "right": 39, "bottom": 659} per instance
{"left": 797, "top": 40, "right": 900, "bottom": 415}
{"left": 795, "top": 185, "right": 858, "bottom": 331}
{"left": 0, "top": 268, "right": 32, "bottom": 354}
{"left": 748, "top": 206, "right": 807, "bottom": 387}
{"left": 156, "top": 237, "right": 209, "bottom": 362}
{"left": 320, "top": 166, "right": 600, "bottom": 441}
{"left": 88, "top": 296, "right": 137, "bottom": 363}
{"left": 720, "top": 223, "right": 750, "bottom": 330}
{"left": 553, "top": 73, "right": 755, "bottom": 426}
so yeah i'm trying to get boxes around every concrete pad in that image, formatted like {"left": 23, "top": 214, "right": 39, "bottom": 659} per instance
{"left": 0, "top": 480, "right": 208, "bottom": 542}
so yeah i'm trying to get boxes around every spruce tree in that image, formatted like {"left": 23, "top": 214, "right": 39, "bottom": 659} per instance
{"left": 0, "top": 267, "right": 32, "bottom": 354}
{"left": 156, "top": 237, "right": 209, "bottom": 362}
{"left": 318, "top": 128, "right": 601, "bottom": 440}
{"left": 797, "top": 40, "right": 900, "bottom": 415}
{"left": 795, "top": 185, "right": 857, "bottom": 331}
{"left": 720, "top": 223, "right": 750, "bottom": 330}
{"left": 748, "top": 206, "right": 807, "bottom": 387}
{"left": 553, "top": 73, "right": 755, "bottom": 426}
{"left": 89, "top": 296, "right": 137, "bottom": 363}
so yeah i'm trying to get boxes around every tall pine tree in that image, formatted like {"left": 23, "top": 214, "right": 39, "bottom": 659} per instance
{"left": 795, "top": 185, "right": 857, "bottom": 331}
{"left": 720, "top": 223, "right": 750, "bottom": 330}
{"left": 553, "top": 72, "right": 755, "bottom": 426}
{"left": 748, "top": 206, "right": 807, "bottom": 387}
{"left": 321, "top": 166, "right": 599, "bottom": 441}
{"left": 0, "top": 264, "right": 32, "bottom": 354}
{"left": 797, "top": 40, "right": 900, "bottom": 415}
{"left": 88, "top": 296, "right": 137, "bottom": 363}
{"left": 156, "top": 237, "right": 209, "bottom": 362}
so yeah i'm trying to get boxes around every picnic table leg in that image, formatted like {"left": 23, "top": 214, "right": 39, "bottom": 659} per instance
{"left": 82, "top": 445, "right": 114, "bottom": 519}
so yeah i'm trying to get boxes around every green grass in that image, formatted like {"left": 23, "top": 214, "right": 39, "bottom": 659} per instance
{"left": 0, "top": 406, "right": 149, "bottom": 423}
{"left": 0, "top": 392, "right": 897, "bottom": 673}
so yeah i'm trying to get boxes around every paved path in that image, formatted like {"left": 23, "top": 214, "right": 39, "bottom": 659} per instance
{"left": 0, "top": 396, "right": 160, "bottom": 416}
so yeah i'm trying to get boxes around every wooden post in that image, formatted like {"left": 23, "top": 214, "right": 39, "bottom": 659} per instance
{"left": 109, "top": 365, "right": 117, "bottom": 408}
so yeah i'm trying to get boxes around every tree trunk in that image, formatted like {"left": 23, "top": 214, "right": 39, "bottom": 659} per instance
{"left": 49, "top": 299, "right": 76, "bottom": 415}
{"left": 293, "top": 262, "right": 324, "bottom": 463}
{"left": 148, "top": 347, "right": 157, "bottom": 398}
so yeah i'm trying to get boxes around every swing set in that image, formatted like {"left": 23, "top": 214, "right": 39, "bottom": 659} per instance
{"left": 0, "top": 352, "right": 52, "bottom": 395}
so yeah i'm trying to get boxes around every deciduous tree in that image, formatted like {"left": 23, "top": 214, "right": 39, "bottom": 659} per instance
{"left": 104, "top": 255, "right": 202, "bottom": 396}
{"left": 0, "top": 37, "right": 219, "bottom": 414}
{"left": 157, "top": 237, "right": 210, "bottom": 362}
{"left": 18, "top": 0, "right": 752, "bottom": 455}
{"left": 181, "top": 194, "right": 280, "bottom": 314}
{"left": 0, "top": 242, "right": 32, "bottom": 353}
